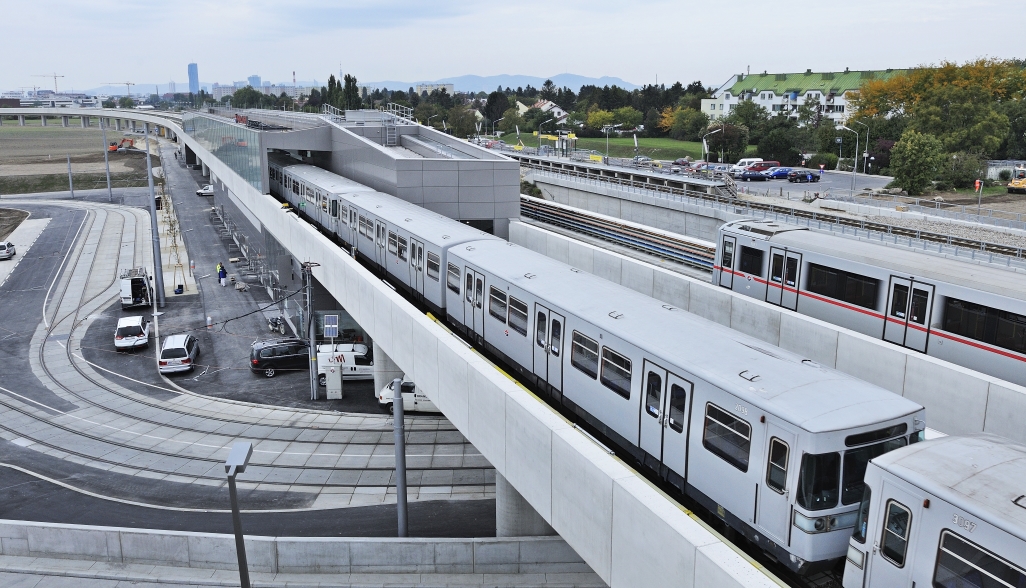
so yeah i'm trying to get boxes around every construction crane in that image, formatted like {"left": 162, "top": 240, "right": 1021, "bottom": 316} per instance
{"left": 105, "top": 82, "right": 135, "bottom": 98}
{"left": 33, "top": 73, "right": 64, "bottom": 93}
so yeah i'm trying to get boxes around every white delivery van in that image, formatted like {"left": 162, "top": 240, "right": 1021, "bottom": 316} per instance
{"left": 730, "top": 157, "right": 763, "bottom": 177}
{"left": 377, "top": 379, "right": 438, "bottom": 413}
{"left": 119, "top": 267, "right": 153, "bottom": 309}
{"left": 316, "top": 343, "right": 373, "bottom": 386}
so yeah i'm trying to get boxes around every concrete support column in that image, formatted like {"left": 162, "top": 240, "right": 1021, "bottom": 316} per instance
{"left": 372, "top": 342, "right": 404, "bottom": 402}
{"left": 131, "top": 120, "right": 137, "bottom": 132}
{"left": 19, "top": 115, "right": 26, "bottom": 126}
{"left": 62, "top": 116, "right": 69, "bottom": 127}
{"left": 115, "top": 119, "right": 122, "bottom": 131}
{"left": 81, "top": 116, "right": 89, "bottom": 128}
{"left": 201, "top": 161, "right": 209, "bottom": 177}
{"left": 496, "top": 472, "right": 556, "bottom": 537}
{"left": 40, "top": 116, "right": 47, "bottom": 127}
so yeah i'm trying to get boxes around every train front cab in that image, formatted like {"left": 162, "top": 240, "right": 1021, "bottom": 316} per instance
{"left": 843, "top": 465, "right": 1026, "bottom": 588}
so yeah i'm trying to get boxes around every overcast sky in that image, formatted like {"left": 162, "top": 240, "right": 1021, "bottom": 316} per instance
{"left": 4, "top": 0, "right": 1024, "bottom": 93}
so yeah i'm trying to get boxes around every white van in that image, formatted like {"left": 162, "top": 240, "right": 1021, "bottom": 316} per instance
{"left": 316, "top": 343, "right": 373, "bottom": 386}
{"left": 377, "top": 379, "right": 438, "bottom": 414}
{"left": 119, "top": 267, "right": 153, "bottom": 309}
{"left": 730, "top": 157, "right": 763, "bottom": 177}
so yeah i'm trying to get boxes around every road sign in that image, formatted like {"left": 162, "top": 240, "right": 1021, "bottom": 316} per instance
{"left": 324, "top": 314, "right": 339, "bottom": 338}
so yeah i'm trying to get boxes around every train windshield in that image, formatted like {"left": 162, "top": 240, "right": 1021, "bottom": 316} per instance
{"left": 796, "top": 452, "right": 840, "bottom": 511}
{"left": 852, "top": 486, "right": 871, "bottom": 544}
{"left": 841, "top": 436, "right": 908, "bottom": 505}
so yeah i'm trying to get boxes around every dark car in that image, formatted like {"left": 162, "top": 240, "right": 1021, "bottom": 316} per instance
{"left": 740, "top": 170, "right": 770, "bottom": 181}
{"left": 250, "top": 338, "right": 310, "bottom": 378}
{"left": 764, "top": 167, "right": 794, "bottom": 179}
{"left": 787, "top": 169, "right": 821, "bottom": 183}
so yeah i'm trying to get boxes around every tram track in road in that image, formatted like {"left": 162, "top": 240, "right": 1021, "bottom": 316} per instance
{"left": 1, "top": 199, "right": 491, "bottom": 506}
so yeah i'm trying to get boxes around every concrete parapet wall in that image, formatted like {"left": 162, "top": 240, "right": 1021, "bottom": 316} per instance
{"left": 510, "top": 221, "right": 1026, "bottom": 445}
{"left": 0, "top": 520, "right": 587, "bottom": 574}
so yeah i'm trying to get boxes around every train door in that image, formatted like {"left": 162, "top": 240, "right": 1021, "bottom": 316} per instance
{"left": 865, "top": 481, "right": 921, "bottom": 588}
{"left": 765, "top": 248, "right": 786, "bottom": 306}
{"left": 758, "top": 425, "right": 796, "bottom": 546}
{"left": 533, "top": 305, "right": 565, "bottom": 394}
{"left": 718, "top": 235, "right": 736, "bottom": 289}
{"left": 640, "top": 365, "right": 692, "bottom": 476}
{"left": 780, "top": 252, "right": 801, "bottom": 311}
{"left": 410, "top": 239, "right": 425, "bottom": 296}
{"left": 882, "top": 277, "right": 935, "bottom": 353}
{"left": 348, "top": 209, "right": 358, "bottom": 247}
{"left": 373, "top": 221, "right": 385, "bottom": 266}
{"left": 463, "top": 268, "right": 485, "bottom": 340}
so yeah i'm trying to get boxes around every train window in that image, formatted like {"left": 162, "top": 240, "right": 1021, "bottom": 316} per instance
{"left": 909, "top": 289, "right": 929, "bottom": 324}
{"left": 796, "top": 452, "right": 840, "bottom": 511}
{"left": 784, "top": 257, "right": 798, "bottom": 287}
{"left": 667, "top": 384, "right": 688, "bottom": 433}
{"left": 933, "top": 530, "right": 1026, "bottom": 588}
{"left": 845, "top": 424, "right": 908, "bottom": 447}
{"left": 536, "top": 313, "right": 547, "bottom": 349}
{"left": 943, "top": 297, "right": 1026, "bottom": 355}
{"left": 890, "top": 284, "right": 909, "bottom": 319}
{"left": 807, "top": 263, "right": 879, "bottom": 309}
{"left": 702, "top": 403, "right": 751, "bottom": 472}
{"left": 330, "top": 199, "right": 338, "bottom": 218}
{"left": 446, "top": 263, "right": 460, "bottom": 294}
{"left": 387, "top": 232, "right": 398, "bottom": 255}
{"left": 739, "top": 246, "right": 764, "bottom": 277}
{"left": 852, "top": 486, "right": 871, "bottom": 544}
{"left": 397, "top": 237, "right": 408, "bottom": 262}
{"left": 508, "top": 298, "right": 528, "bottom": 336}
{"left": 770, "top": 254, "right": 784, "bottom": 284}
{"left": 475, "top": 278, "right": 483, "bottom": 309}
{"left": 489, "top": 287, "right": 508, "bottom": 323}
{"left": 426, "top": 253, "right": 440, "bottom": 281}
{"left": 766, "top": 438, "right": 789, "bottom": 494}
{"left": 881, "top": 500, "right": 911, "bottom": 567}
{"left": 645, "top": 371, "right": 662, "bottom": 418}
{"left": 570, "top": 331, "right": 599, "bottom": 378}
{"left": 842, "top": 436, "right": 906, "bottom": 505}
{"left": 721, "top": 239, "right": 735, "bottom": 269}
{"left": 466, "top": 272, "right": 474, "bottom": 303}
{"left": 549, "top": 319, "right": 562, "bottom": 356}
{"left": 600, "top": 348, "right": 632, "bottom": 399}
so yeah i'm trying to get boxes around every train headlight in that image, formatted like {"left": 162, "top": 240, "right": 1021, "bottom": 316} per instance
{"left": 846, "top": 544, "right": 865, "bottom": 569}
{"left": 793, "top": 510, "right": 858, "bottom": 533}
{"left": 831, "top": 509, "right": 859, "bottom": 530}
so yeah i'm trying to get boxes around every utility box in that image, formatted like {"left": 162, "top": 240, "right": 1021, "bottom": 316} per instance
{"left": 325, "top": 365, "right": 343, "bottom": 400}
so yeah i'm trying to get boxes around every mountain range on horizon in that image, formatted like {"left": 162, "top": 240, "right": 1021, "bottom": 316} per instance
{"left": 72, "top": 73, "right": 639, "bottom": 97}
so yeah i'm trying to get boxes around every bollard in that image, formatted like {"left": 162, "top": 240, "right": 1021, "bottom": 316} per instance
{"left": 206, "top": 316, "right": 213, "bottom": 329}
{"left": 190, "top": 259, "right": 195, "bottom": 275}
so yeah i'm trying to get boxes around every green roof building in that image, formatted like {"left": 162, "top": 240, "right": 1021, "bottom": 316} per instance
{"left": 701, "top": 68, "right": 908, "bottom": 123}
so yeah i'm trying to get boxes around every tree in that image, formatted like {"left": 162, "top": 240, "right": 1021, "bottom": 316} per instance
{"left": 757, "top": 128, "right": 801, "bottom": 166}
{"left": 612, "top": 106, "right": 643, "bottom": 129}
{"left": 497, "top": 107, "right": 525, "bottom": 136}
{"left": 909, "top": 84, "right": 1009, "bottom": 156}
{"left": 941, "top": 151, "right": 985, "bottom": 189}
{"left": 705, "top": 123, "right": 750, "bottom": 163}
{"left": 643, "top": 108, "right": 662, "bottom": 137}
{"left": 102, "top": 98, "right": 116, "bottom": 108}
{"left": 658, "top": 107, "right": 709, "bottom": 141}
{"left": 540, "top": 79, "right": 557, "bottom": 101}
{"left": 725, "top": 100, "right": 770, "bottom": 143}
{"left": 447, "top": 105, "right": 478, "bottom": 138}
{"left": 118, "top": 96, "right": 135, "bottom": 109}
{"left": 342, "top": 74, "right": 361, "bottom": 110}
{"left": 999, "top": 99, "right": 1026, "bottom": 159}
{"left": 586, "top": 109, "right": 615, "bottom": 130}
{"left": 230, "top": 86, "right": 264, "bottom": 108}
{"left": 484, "top": 91, "right": 510, "bottom": 124}
{"left": 891, "top": 129, "right": 945, "bottom": 195}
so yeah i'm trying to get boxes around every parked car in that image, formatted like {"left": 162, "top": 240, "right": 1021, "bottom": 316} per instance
{"left": 746, "top": 160, "right": 780, "bottom": 172}
{"left": 158, "top": 334, "right": 199, "bottom": 373}
{"left": 196, "top": 184, "right": 214, "bottom": 197}
{"left": 764, "top": 167, "right": 794, "bottom": 179}
{"left": 740, "top": 170, "right": 770, "bottom": 181}
{"left": 787, "top": 169, "right": 821, "bottom": 183}
{"left": 632, "top": 155, "right": 653, "bottom": 166}
{"left": 250, "top": 338, "right": 310, "bottom": 378}
{"left": 673, "top": 158, "right": 691, "bottom": 166}
{"left": 730, "top": 157, "right": 764, "bottom": 177}
{"left": 0, "top": 241, "right": 15, "bottom": 260}
{"left": 114, "top": 316, "right": 150, "bottom": 350}
{"left": 377, "top": 379, "right": 439, "bottom": 414}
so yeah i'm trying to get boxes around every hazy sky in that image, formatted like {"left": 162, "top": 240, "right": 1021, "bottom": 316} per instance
{"left": 4, "top": 0, "right": 1024, "bottom": 93}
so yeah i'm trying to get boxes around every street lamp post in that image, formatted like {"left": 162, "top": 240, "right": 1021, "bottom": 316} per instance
{"left": 224, "top": 442, "right": 254, "bottom": 588}
{"left": 538, "top": 117, "right": 555, "bottom": 152}
{"left": 839, "top": 125, "right": 859, "bottom": 193}
{"left": 428, "top": 114, "right": 438, "bottom": 128}
{"left": 603, "top": 123, "right": 622, "bottom": 158}
{"left": 493, "top": 117, "right": 504, "bottom": 137}
{"left": 852, "top": 120, "right": 869, "bottom": 174}
{"left": 701, "top": 128, "right": 722, "bottom": 163}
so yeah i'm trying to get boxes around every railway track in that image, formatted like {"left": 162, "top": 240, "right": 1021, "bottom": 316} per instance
{"left": 522, "top": 164, "right": 1026, "bottom": 264}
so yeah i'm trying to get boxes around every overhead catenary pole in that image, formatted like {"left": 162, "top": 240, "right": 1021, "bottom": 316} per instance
{"left": 66, "top": 154, "right": 74, "bottom": 198}
{"left": 100, "top": 119, "right": 113, "bottom": 202}
{"left": 303, "top": 262, "right": 320, "bottom": 401}
{"left": 393, "top": 377, "right": 408, "bottom": 537}
{"left": 144, "top": 122, "right": 165, "bottom": 308}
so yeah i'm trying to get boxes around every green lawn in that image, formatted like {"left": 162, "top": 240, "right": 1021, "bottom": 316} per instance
{"left": 570, "top": 137, "right": 704, "bottom": 161}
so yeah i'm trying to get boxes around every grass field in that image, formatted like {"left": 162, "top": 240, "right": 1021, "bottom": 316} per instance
{"left": 0, "top": 208, "right": 29, "bottom": 240}
{"left": 491, "top": 133, "right": 756, "bottom": 162}
{"left": 0, "top": 125, "right": 138, "bottom": 163}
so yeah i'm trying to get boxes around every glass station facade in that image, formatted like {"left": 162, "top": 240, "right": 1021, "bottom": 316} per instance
{"left": 182, "top": 112, "right": 263, "bottom": 192}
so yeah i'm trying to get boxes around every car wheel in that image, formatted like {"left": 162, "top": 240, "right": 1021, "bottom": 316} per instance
{"left": 744, "top": 178, "right": 749, "bottom": 182}
{"left": 388, "top": 403, "right": 395, "bottom": 415}
{"left": 263, "top": 367, "right": 276, "bottom": 378}
{"left": 278, "top": 323, "right": 286, "bottom": 335}
{"left": 318, "top": 374, "right": 326, "bottom": 387}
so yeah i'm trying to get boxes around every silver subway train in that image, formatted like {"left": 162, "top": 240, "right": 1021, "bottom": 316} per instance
{"left": 268, "top": 156, "right": 926, "bottom": 574}
{"left": 713, "top": 219, "right": 1026, "bottom": 387}
{"left": 843, "top": 434, "right": 1026, "bottom": 588}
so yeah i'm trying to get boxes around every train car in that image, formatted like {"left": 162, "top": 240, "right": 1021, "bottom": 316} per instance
{"left": 843, "top": 434, "right": 1026, "bottom": 588}
{"left": 713, "top": 219, "right": 1026, "bottom": 387}
{"left": 446, "top": 239, "right": 926, "bottom": 574}
{"left": 269, "top": 158, "right": 377, "bottom": 238}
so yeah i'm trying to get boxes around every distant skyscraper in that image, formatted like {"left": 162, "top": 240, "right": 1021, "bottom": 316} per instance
{"left": 248, "top": 75, "right": 261, "bottom": 88}
{"left": 188, "top": 63, "right": 199, "bottom": 94}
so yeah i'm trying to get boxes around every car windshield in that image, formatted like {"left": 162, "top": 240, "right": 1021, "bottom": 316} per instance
{"left": 841, "top": 436, "right": 907, "bottom": 505}
{"left": 796, "top": 452, "right": 840, "bottom": 511}
{"left": 161, "top": 347, "right": 187, "bottom": 359}
{"left": 117, "top": 325, "right": 143, "bottom": 337}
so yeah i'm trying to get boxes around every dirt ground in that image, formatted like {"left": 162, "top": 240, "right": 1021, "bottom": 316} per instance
{"left": 0, "top": 126, "right": 159, "bottom": 195}
{"left": 0, "top": 208, "right": 29, "bottom": 240}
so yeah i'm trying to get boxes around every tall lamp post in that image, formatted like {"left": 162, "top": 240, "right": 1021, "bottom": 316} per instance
{"left": 224, "top": 442, "right": 254, "bottom": 588}
{"left": 839, "top": 125, "right": 859, "bottom": 193}
{"left": 538, "top": 117, "right": 555, "bottom": 152}
{"left": 602, "top": 123, "right": 622, "bottom": 158}
{"left": 493, "top": 117, "right": 504, "bottom": 137}
{"left": 852, "top": 119, "right": 869, "bottom": 174}
{"left": 701, "top": 128, "right": 722, "bottom": 163}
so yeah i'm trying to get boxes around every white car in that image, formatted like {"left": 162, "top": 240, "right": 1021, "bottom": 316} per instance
{"left": 195, "top": 184, "right": 214, "bottom": 196}
{"left": 158, "top": 334, "right": 200, "bottom": 373}
{"left": 114, "top": 316, "right": 150, "bottom": 350}
{"left": 0, "top": 241, "right": 15, "bottom": 260}
{"left": 316, "top": 343, "right": 374, "bottom": 386}
{"left": 378, "top": 379, "right": 438, "bottom": 414}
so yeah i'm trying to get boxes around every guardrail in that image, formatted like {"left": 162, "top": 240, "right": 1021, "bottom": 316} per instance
{"left": 526, "top": 166, "right": 1026, "bottom": 269}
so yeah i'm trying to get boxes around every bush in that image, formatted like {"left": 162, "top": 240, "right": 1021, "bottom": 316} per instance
{"left": 807, "top": 153, "right": 839, "bottom": 170}
{"left": 999, "top": 169, "right": 1012, "bottom": 181}
{"left": 933, "top": 180, "right": 952, "bottom": 192}
{"left": 836, "top": 158, "right": 856, "bottom": 172}
{"left": 941, "top": 152, "right": 985, "bottom": 189}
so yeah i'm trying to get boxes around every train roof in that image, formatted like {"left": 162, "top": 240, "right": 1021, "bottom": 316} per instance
{"left": 723, "top": 220, "right": 1026, "bottom": 303}
{"left": 342, "top": 190, "right": 501, "bottom": 247}
{"left": 454, "top": 240, "right": 922, "bottom": 433}
{"left": 280, "top": 164, "right": 378, "bottom": 196}
{"left": 872, "top": 435, "right": 1026, "bottom": 540}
